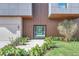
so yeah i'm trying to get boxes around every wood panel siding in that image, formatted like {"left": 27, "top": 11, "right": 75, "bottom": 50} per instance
{"left": 23, "top": 3, "right": 79, "bottom": 38}
{"left": 23, "top": 3, "right": 62, "bottom": 38}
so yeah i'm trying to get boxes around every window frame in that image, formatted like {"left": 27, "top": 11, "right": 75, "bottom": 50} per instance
{"left": 33, "top": 25, "right": 46, "bottom": 39}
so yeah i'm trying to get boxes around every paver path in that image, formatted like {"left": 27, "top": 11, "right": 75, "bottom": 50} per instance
{"left": 0, "top": 39, "right": 44, "bottom": 51}
{"left": 16, "top": 39, "right": 44, "bottom": 51}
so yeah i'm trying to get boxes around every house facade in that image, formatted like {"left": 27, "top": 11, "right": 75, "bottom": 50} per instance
{"left": 0, "top": 3, "right": 79, "bottom": 40}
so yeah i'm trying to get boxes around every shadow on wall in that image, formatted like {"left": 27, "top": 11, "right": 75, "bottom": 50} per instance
{"left": 0, "top": 27, "right": 21, "bottom": 41}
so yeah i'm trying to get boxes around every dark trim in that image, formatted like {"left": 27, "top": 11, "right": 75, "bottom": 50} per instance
{"left": 33, "top": 25, "right": 46, "bottom": 39}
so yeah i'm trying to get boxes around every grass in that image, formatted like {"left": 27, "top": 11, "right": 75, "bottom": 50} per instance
{"left": 45, "top": 41, "right": 79, "bottom": 56}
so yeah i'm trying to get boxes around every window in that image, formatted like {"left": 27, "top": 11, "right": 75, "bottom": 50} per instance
{"left": 33, "top": 25, "right": 46, "bottom": 38}
{"left": 58, "top": 3, "right": 67, "bottom": 8}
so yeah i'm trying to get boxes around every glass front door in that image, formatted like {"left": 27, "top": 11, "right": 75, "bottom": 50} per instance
{"left": 34, "top": 25, "right": 46, "bottom": 38}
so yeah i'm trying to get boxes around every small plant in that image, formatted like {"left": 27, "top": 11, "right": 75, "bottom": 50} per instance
{"left": 15, "top": 48, "right": 29, "bottom": 56}
{"left": 57, "top": 20, "right": 78, "bottom": 42}
{"left": 29, "top": 44, "right": 42, "bottom": 56}
{"left": 28, "top": 37, "right": 55, "bottom": 56}
{"left": 40, "top": 43, "right": 48, "bottom": 54}
{"left": 10, "top": 37, "right": 20, "bottom": 46}
{"left": 1, "top": 45, "right": 16, "bottom": 56}
{"left": 10, "top": 37, "right": 29, "bottom": 46}
{"left": 44, "top": 36, "right": 52, "bottom": 41}
{"left": 0, "top": 45, "right": 28, "bottom": 56}
{"left": 44, "top": 36, "right": 54, "bottom": 49}
{"left": 0, "top": 49, "right": 3, "bottom": 56}
{"left": 19, "top": 37, "right": 29, "bottom": 45}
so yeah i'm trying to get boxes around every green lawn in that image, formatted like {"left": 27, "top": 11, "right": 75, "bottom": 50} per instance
{"left": 45, "top": 41, "right": 79, "bottom": 56}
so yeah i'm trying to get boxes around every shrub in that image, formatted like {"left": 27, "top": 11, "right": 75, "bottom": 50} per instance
{"left": 44, "top": 36, "right": 54, "bottom": 49}
{"left": 0, "top": 45, "right": 28, "bottom": 56}
{"left": 15, "top": 48, "right": 29, "bottom": 56}
{"left": 40, "top": 43, "right": 48, "bottom": 54}
{"left": 57, "top": 20, "right": 78, "bottom": 42}
{"left": 10, "top": 37, "right": 20, "bottom": 46}
{"left": 1, "top": 45, "right": 16, "bottom": 56}
{"left": 44, "top": 36, "right": 52, "bottom": 41}
{"left": 10, "top": 37, "right": 29, "bottom": 46}
{"left": 19, "top": 37, "right": 29, "bottom": 45}
{"left": 29, "top": 44, "right": 42, "bottom": 56}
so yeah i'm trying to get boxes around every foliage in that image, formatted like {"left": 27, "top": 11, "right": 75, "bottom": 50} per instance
{"left": 40, "top": 43, "right": 48, "bottom": 54}
{"left": 0, "top": 45, "right": 28, "bottom": 56}
{"left": 28, "top": 36, "right": 55, "bottom": 56}
{"left": 19, "top": 37, "right": 29, "bottom": 45}
{"left": 44, "top": 36, "right": 54, "bottom": 49}
{"left": 15, "top": 48, "right": 29, "bottom": 56}
{"left": 44, "top": 36, "right": 52, "bottom": 41}
{"left": 10, "top": 37, "right": 29, "bottom": 46}
{"left": 28, "top": 44, "right": 42, "bottom": 56}
{"left": 10, "top": 37, "right": 20, "bottom": 46}
{"left": 0, "top": 36, "right": 58, "bottom": 56}
{"left": 0, "top": 49, "right": 3, "bottom": 56}
{"left": 57, "top": 20, "right": 78, "bottom": 42}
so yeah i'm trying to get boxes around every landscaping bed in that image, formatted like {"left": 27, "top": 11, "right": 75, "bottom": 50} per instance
{"left": 0, "top": 36, "right": 54, "bottom": 56}
{"left": 0, "top": 36, "right": 79, "bottom": 56}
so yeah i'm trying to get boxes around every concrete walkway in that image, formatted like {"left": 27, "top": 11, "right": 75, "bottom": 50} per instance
{"left": 0, "top": 39, "right": 44, "bottom": 51}
{"left": 16, "top": 39, "right": 44, "bottom": 51}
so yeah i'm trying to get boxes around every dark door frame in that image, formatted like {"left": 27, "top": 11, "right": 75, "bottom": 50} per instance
{"left": 33, "top": 25, "right": 46, "bottom": 39}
